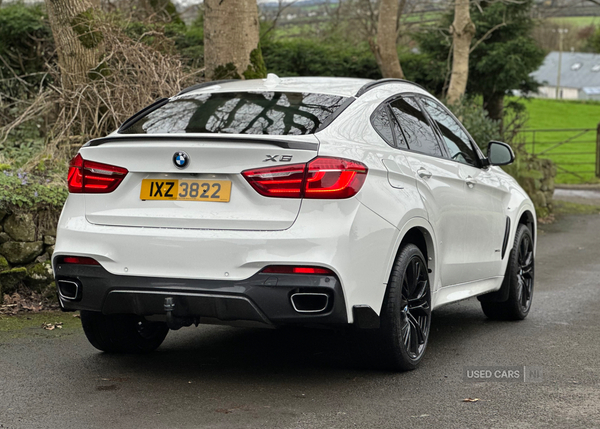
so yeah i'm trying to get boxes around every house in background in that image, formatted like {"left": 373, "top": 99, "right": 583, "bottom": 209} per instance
{"left": 530, "top": 51, "right": 600, "bottom": 100}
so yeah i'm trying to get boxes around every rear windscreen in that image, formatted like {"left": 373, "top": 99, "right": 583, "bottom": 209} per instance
{"left": 119, "top": 91, "right": 348, "bottom": 136}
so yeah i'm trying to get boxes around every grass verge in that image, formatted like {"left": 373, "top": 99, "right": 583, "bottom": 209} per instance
{"left": 0, "top": 311, "right": 82, "bottom": 339}
{"left": 553, "top": 200, "right": 600, "bottom": 217}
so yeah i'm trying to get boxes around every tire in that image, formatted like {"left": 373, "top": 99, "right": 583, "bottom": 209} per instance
{"left": 378, "top": 244, "right": 432, "bottom": 371}
{"left": 481, "top": 223, "right": 534, "bottom": 320}
{"left": 80, "top": 311, "right": 169, "bottom": 353}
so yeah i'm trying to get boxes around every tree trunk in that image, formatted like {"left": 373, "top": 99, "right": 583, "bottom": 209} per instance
{"left": 370, "top": 0, "right": 405, "bottom": 79}
{"left": 45, "top": 0, "right": 104, "bottom": 89}
{"left": 446, "top": 0, "right": 475, "bottom": 105}
{"left": 204, "top": 0, "right": 265, "bottom": 81}
{"left": 483, "top": 92, "right": 504, "bottom": 130}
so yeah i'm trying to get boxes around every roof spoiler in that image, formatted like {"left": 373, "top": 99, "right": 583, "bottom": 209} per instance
{"left": 176, "top": 79, "right": 239, "bottom": 96}
{"left": 355, "top": 78, "right": 428, "bottom": 97}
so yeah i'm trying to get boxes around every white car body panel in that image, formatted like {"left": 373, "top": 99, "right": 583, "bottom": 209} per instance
{"left": 81, "top": 136, "right": 319, "bottom": 230}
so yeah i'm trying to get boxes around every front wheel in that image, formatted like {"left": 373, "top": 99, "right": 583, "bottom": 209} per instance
{"left": 80, "top": 311, "right": 169, "bottom": 353}
{"left": 481, "top": 223, "right": 534, "bottom": 320}
{"left": 378, "top": 244, "right": 432, "bottom": 371}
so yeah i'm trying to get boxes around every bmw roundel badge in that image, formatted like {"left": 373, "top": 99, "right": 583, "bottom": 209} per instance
{"left": 173, "top": 151, "right": 189, "bottom": 169}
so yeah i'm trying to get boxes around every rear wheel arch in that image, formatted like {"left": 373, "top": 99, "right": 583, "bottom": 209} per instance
{"left": 400, "top": 227, "right": 432, "bottom": 266}
{"left": 380, "top": 223, "right": 436, "bottom": 314}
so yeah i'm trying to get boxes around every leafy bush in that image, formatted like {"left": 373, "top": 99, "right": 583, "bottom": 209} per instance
{"left": 262, "top": 39, "right": 381, "bottom": 79}
{"left": 168, "top": 17, "right": 204, "bottom": 69}
{"left": 445, "top": 98, "right": 501, "bottom": 150}
{"left": 0, "top": 130, "right": 45, "bottom": 168}
{"left": 582, "top": 25, "right": 600, "bottom": 53}
{"left": 0, "top": 162, "right": 68, "bottom": 212}
{"left": 0, "top": 3, "right": 54, "bottom": 101}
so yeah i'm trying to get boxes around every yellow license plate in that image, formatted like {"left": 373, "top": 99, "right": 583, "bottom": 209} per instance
{"left": 140, "top": 179, "right": 231, "bottom": 202}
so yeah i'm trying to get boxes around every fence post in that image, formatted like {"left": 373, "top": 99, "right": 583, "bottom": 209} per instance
{"left": 597, "top": 123, "right": 600, "bottom": 178}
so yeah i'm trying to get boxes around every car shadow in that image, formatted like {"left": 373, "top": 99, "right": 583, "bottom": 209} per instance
{"left": 84, "top": 298, "right": 518, "bottom": 383}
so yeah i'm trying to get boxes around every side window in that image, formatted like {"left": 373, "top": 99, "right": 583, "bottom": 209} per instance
{"left": 421, "top": 98, "right": 479, "bottom": 167}
{"left": 371, "top": 104, "right": 395, "bottom": 148}
{"left": 389, "top": 97, "right": 442, "bottom": 157}
{"left": 371, "top": 104, "right": 408, "bottom": 150}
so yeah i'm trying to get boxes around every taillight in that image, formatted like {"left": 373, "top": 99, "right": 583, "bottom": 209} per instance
{"left": 261, "top": 266, "right": 335, "bottom": 275}
{"left": 242, "top": 163, "right": 306, "bottom": 198}
{"left": 304, "top": 157, "right": 367, "bottom": 199}
{"left": 67, "top": 153, "right": 128, "bottom": 193}
{"left": 242, "top": 157, "right": 367, "bottom": 199}
{"left": 59, "top": 256, "right": 100, "bottom": 265}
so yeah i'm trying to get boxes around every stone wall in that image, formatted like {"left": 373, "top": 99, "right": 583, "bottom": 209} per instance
{"left": 505, "top": 151, "right": 557, "bottom": 219}
{"left": 516, "top": 157, "right": 556, "bottom": 219}
{"left": 0, "top": 210, "right": 56, "bottom": 304}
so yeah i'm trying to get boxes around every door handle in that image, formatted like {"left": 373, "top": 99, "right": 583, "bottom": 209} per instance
{"left": 466, "top": 176, "right": 477, "bottom": 188}
{"left": 417, "top": 168, "right": 432, "bottom": 179}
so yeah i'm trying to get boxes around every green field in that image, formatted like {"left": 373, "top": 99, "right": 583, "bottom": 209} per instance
{"left": 517, "top": 98, "right": 600, "bottom": 184}
{"left": 548, "top": 16, "right": 600, "bottom": 27}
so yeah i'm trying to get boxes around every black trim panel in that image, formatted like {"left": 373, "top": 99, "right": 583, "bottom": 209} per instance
{"left": 53, "top": 262, "right": 348, "bottom": 327}
{"left": 176, "top": 79, "right": 239, "bottom": 96}
{"left": 352, "top": 305, "right": 380, "bottom": 329}
{"left": 501, "top": 216, "right": 511, "bottom": 259}
{"left": 314, "top": 96, "right": 356, "bottom": 132}
{"left": 105, "top": 290, "right": 270, "bottom": 324}
{"left": 83, "top": 135, "right": 319, "bottom": 151}
{"left": 356, "top": 78, "right": 427, "bottom": 97}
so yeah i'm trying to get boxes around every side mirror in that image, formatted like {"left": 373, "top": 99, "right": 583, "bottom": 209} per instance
{"left": 487, "top": 141, "right": 515, "bottom": 166}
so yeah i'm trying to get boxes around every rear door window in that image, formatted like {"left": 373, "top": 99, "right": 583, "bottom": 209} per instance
{"left": 389, "top": 97, "right": 443, "bottom": 157}
{"left": 119, "top": 92, "right": 348, "bottom": 136}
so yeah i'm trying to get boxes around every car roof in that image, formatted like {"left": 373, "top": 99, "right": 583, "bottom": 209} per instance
{"left": 179, "top": 75, "right": 375, "bottom": 98}
{"left": 178, "top": 75, "right": 432, "bottom": 102}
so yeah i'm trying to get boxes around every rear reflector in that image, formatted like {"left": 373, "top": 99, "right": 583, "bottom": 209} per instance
{"left": 68, "top": 153, "right": 128, "bottom": 193}
{"left": 242, "top": 156, "right": 367, "bottom": 199}
{"left": 59, "top": 256, "right": 100, "bottom": 265}
{"left": 261, "top": 266, "right": 334, "bottom": 275}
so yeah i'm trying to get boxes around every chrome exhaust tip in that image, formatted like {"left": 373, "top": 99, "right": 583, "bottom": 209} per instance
{"left": 290, "top": 293, "right": 329, "bottom": 313}
{"left": 57, "top": 279, "right": 81, "bottom": 301}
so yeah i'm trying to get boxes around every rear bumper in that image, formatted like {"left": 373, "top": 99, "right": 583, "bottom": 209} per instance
{"left": 54, "top": 261, "right": 348, "bottom": 327}
{"left": 53, "top": 196, "right": 401, "bottom": 323}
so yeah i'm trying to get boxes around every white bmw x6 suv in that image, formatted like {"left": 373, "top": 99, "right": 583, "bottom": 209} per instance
{"left": 53, "top": 76, "right": 536, "bottom": 370}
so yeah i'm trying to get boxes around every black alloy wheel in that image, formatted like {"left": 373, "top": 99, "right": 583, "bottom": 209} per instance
{"left": 481, "top": 223, "right": 535, "bottom": 320}
{"left": 516, "top": 228, "right": 534, "bottom": 313}
{"left": 379, "top": 243, "right": 432, "bottom": 371}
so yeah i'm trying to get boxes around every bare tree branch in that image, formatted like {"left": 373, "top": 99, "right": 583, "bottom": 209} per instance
{"left": 260, "top": 0, "right": 299, "bottom": 40}
{"left": 469, "top": 22, "right": 506, "bottom": 53}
